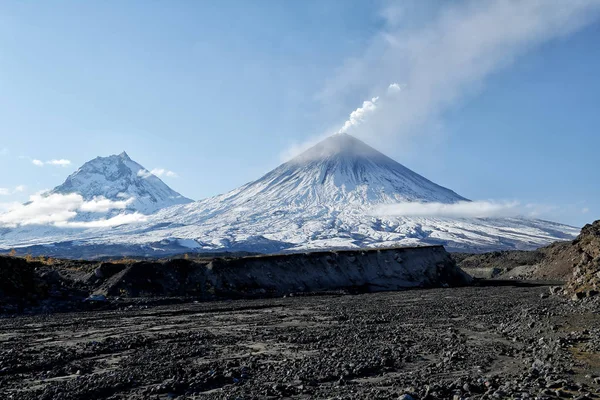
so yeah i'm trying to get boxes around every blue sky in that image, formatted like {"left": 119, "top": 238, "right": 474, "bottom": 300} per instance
{"left": 0, "top": 0, "right": 599, "bottom": 227}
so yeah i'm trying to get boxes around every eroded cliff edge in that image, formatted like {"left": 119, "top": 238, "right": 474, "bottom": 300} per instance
{"left": 0, "top": 245, "right": 471, "bottom": 313}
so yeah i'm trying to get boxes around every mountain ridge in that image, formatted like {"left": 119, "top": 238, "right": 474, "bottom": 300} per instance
{"left": 0, "top": 134, "right": 580, "bottom": 256}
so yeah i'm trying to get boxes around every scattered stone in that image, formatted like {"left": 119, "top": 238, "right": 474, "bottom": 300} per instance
{"left": 0, "top": 283, "right": 598, "bottom": 399}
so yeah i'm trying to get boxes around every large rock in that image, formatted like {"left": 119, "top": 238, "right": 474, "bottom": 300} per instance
{"left": 565, "top": 220, "right": 600, "bottom": 297}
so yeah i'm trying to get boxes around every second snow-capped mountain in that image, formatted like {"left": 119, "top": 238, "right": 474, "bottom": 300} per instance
{"left": 51, "top": 151, "right": 192, "bottom": 215}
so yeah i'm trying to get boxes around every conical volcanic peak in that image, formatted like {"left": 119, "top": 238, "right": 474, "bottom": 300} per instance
{"left": 232, "top": 133, "right": 467, "bottom": 207}
{"left": 292, "top": 133, "right": 387, "bottom": 163}
{"left": 51, "top": 152, "right": 192, "bottom": 214}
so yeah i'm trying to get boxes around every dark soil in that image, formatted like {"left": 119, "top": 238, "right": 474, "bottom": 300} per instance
{"left": 1, "top": 284, "right": 599, "bottom": 399}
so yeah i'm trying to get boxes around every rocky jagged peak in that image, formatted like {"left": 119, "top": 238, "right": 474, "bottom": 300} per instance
{"left": 51, "top": 152, "right": 192, "bottom": 214}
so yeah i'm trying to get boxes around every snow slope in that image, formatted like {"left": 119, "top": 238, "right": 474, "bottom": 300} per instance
{"left": 52, "top": 151, "right": 192, "bottom": 214}
{"left": 0, "top": 135, "right": 579, "bottom": 256}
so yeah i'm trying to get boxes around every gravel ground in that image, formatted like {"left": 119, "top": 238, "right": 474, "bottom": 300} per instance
{"left": 1, "top": 284, "right": 599, "bottom": 399}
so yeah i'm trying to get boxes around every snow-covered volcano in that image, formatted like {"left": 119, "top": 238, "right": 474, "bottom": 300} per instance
{"left": 0, "top": 135, "right": 579, "bottom": 256}
{"left": 52, "top": 151, "right": 192, "bottom": 214}
{"left": 220, "top": 133, "right": 467, "bottom": 207}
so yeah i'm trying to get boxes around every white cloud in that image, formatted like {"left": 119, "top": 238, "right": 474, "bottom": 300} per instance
{"left": 0, "top": 201, "right": 20, "bottom": 212}
{"left": 137, "top": 169, "right": 151, "bottom": 178}
{"left": 55, "top": 212, "right": 147, "bottom": 228}
{"left": 137, "top": 168, "right": 178, "bottom": 179}
{"left": 0, "top": 193, "right": 142, "bottom": 228}
{"left": 78, "top": 196, "right": 134, "bottom": 213}
{"left": 318, "top": 0, "right": 600, "bottom": 146}
{"left": 0, "top": 185, "right": 27, "bottom": 196}
{"left": 582, "top": 207, "right": 590, "bottom": 214}
{"left": 387, "top": 83, "right": 404, "bottom": 93}
{"left": 31, "top": 158, "right": 71, "bottom": 167}
{"left": 151, "top": 168, "right": 178, "bottom": 178}
{"left": 0, "top": 193, "right": 81, "bottom": 226}
{"left": 0, "top": 148, "right": 8, "bottom": 156}
{"left": 372, "top": 200, "right": 546, "bottom": 219}
{"left": 47, "top": 159, "right": 71, "bottom": 166}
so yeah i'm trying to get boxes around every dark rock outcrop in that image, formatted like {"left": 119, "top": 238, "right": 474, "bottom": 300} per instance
{"left": 453, "top": 219, "right": 600, "bottom": 299}
{"left": 566, "top": 220, "right": 600, "bottom": 297}
{"left": 0, "top": 246, "right": 471, "bottom": 313}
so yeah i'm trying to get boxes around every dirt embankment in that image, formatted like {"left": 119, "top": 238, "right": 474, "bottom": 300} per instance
{"left": 452, "top": 240, "right": 578, "bottom": 281}
{"left": 453, "top": 219, "right": 600, "bottom": 299}
{"left": 566, "top": 220, "right": 600, "bottom": 297}
{"left": 0, "top": 245, "right": 471, "bottom": 313}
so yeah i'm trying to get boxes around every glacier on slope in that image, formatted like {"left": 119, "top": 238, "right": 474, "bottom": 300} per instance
{"left": 0, "top": 134, "right": 579, "bottom": 256}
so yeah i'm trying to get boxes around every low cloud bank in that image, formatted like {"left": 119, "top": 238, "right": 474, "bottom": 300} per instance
{"left": 0, "top": 193, "right": 145, "bottom": 228}
{"left": 54, "top": 213, "right": 147, "bottom": 228}
{"left": 373, "top": 200, "right": 529, "bottom": 219}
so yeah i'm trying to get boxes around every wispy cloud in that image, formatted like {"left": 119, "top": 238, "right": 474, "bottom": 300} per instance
{"left": 318, "top": 0, "right": 600, "bottom": 146}
{"left": 54, "top": 212, "right": 147, "bottom": 228}
{"left": 137, "top": 168, "right": 178, "bottom": 179}
{"left": 47, "top": 159, "right": 71, "bottom": 166}
{"left": 279, "top": 135, "right": 333, "bottom": 163}
{"left": 387, "top": 82, "right": 404, "bottom": 93}
{"left": 0, "top": 148, "right": 8, "bottom": 156}
{"left": 372, "top": 200, "right": 550, "bottom": 219}
{"left": 0, "top": 185, "right": 27, "bottom": 196}
{"left": 31, "top": 158, "right": 71, "bottom": 167}
{"left": 150, "top": 168, "right": 178, "bottom": 178}
{"left": 0, "top": 193, "right": 142, "bottom": 228}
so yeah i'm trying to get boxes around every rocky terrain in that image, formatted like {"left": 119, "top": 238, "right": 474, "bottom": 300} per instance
{"left": 2, "top": 222, "right": 600, "bottom": 399}
{"left": 1, "top": 284, "right": 599, "bottom": 399}
{"left": 566, "top": 221, "right": 600, "bottom": 298}
{"left": 454, "top": 220, "right": 600, "bottom": 299}
{"left": 0, "top": 245, "right": 470, "bottom": 314}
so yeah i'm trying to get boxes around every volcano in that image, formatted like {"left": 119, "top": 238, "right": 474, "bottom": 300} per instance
{"left": 0, "top": 134, "right": 579, "bottom": 257}
{"left": 206, "top": 133, "right": 467, "bottom": 208}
